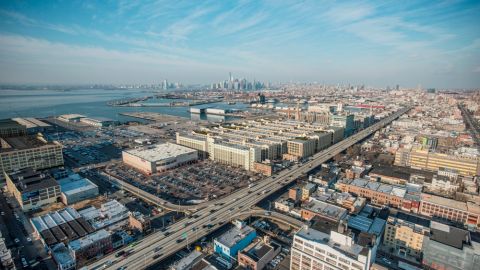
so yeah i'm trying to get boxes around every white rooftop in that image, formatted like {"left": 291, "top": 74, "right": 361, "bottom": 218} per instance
{"left": 124, "top": 142, "right": 197, "bottom": 162}
{"left": 69, "top": 229, "right": 111, "bottom": 251}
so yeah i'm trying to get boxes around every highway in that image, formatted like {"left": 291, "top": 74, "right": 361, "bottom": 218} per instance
{"left": 459, "top": 104, "right": 480, "bottom": 149}
{"left": 87, "top": 106, "right": 410, "bottom": 270}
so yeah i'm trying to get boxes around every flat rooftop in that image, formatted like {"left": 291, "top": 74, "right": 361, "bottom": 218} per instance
{"left": 0, "top": 135, "right": 55, "bottom": 152}
{"left": 303, "top": 198, "right": 348, "bottom": 221}
{"left": 215, "top": 224, "right": 255, "bottom": 248}
{"left": 57, "top": 174, "right": 98, "bottom": 196}
{"left": 242, "top": 240, "right": 280, "bottom": 262}
{"left": 12, "top": 117, "right": 51, "bottom": 129}
{"left": 69, "top": 229, "right": 111, "bottom": 251}
{"left": 124, "top": 142, "right": 197, "bottom": 162}
{"left": 295, "top": 226, "right": 367, "bottom": 259}
{"left": 369, "top": 165, "right": 434, "bottom": 181}
{"left": 343, "top": 178, "right": 407, "bottom": 198}
{"left": 7, "top": 169, "right": 59, "bottom": 193}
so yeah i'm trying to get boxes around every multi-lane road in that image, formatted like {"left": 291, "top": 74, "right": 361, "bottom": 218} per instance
{"left": 88, "top": 106, "right": 410, "bottom": 270}
{"left": 459, "top": 104, "right": 480, "bottom": 149}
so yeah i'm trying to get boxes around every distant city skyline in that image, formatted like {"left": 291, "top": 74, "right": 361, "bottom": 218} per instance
{"left": 0, "top": 1, "right": 479, "bottom": 88}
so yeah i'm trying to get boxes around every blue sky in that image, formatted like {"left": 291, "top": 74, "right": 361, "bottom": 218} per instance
{"left": 0, "top": 0, "right": 479, "bottom": 88}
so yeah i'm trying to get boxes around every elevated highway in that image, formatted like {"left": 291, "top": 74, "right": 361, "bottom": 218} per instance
{"left": 88, "top": 107, "right": 410, "bottom": 270}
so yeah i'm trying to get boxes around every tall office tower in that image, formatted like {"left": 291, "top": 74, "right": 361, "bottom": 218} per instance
{"left": 229, "top": 72, "right": 233, "bottom": 82}
{"left": 163, "top": 79, "right": 168, "bottom": 90}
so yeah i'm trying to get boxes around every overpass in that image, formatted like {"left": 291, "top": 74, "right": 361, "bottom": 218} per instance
{"left": 88, "top": 106, "right": 410, "bottom": 270}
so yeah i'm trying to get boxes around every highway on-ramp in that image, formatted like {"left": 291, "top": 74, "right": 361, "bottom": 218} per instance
{"left": 87, "top": 107, "right": 410, "bottom": 270}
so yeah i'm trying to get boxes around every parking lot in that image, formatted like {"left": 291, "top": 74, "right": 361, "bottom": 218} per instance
{"left": 105, "top": 160, "right": 264, "bottom": 203}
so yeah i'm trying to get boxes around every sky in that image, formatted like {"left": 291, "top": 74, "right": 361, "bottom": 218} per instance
{"left": 0, "top": 0, "right": 479, "bottom": 88}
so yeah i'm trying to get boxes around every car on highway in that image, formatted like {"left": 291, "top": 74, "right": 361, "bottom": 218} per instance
{"left": 153, "top": 253, "right": 163, "bottom": 259}
{"left": 115, "top": 250, "right": 126, "bottom": 257}
{"left": 176, "top": 238, "right": 184, "bottom": 243}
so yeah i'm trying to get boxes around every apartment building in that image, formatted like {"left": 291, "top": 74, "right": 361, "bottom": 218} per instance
{"left": 394, "top": 148, "right": 480, "bottom": 176}
{"left": 383, "top": 212, "right": 430, "bottom": 259}
{"left": 5, "top": 168, "right": 61, "bottom": 211}
{"left": 291, "top": 225, "right": 376, "bottom": 270}
{"left": 0, "top": 134, "right": 64, "bottom": 174}
{"left": 419, "top": 193, "right": 480, "bottom": 229}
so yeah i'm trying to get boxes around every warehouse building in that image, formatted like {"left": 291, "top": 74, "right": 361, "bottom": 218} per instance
{"left": 57, "top": 114, "right": 86, "bottom": 123}
{"left": 0, "top": 134, "right": 64, "bottom": 174}
{"left": 79, "top": 117, "right": 116, "bottom": 127}
{"left": 11, "top": 117, "right": 52, "bottom": 133}
{"left": 122, "top": 142, "right": 198, "bottom": 174}
{"left": 30, "top": 207, "right": 94, "bottom": 247}
{"left": 57, "top": 174, "right": 99, "bottom": 205}
{"left": 0, "top": 119, "right": 26, "bottom": 137}
{"left": 5, "top": 168, "right": 61, "bottom": 211}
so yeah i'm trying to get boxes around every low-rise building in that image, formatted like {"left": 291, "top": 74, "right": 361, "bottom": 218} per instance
{"left": 30, "top": 207, "right": 95, "bottom": 247}
{"left": 129, "top": 211, "right": 151, "bottom": 233}
{"left": 57, "top": 173, "right": 99, "bottom": 205}
{"left": 238, "top": 237, "right": 281, "bottom": 270}
{"left": 78, "top": 199, "right": 130, "bottom": 231}
{"left": 335, "top": 178, "right": 420, "bottom": 212}
{"left": 5, "top": 168, "right": 61, "bottom": 211}
{"left": 274, "top": 198, "right": 295, "bottom": 213}
{"left": 301, "top": 198, "right": 348, "bottom": 222}
{"left": 51, "top": 243, "right": 76, "bottom": 270}
{"left": 68, "top": 229, "right": 112, "bottom": 264}
{"left": 122, "top": 142, "right": 198, "bottom": 174}
{"left": 419, "top": 193, "right": 480, "bottom": 229}
{"left": 214, "top": 220, "right": 257, "bottom": 259}
{"left": 289, "top": 188, "right": 302, "bottom": 202}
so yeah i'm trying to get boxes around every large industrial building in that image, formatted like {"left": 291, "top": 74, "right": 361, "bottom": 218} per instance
{"left": 0, "top": 134, "right": 64, "bottom": 174}
{"left": 5, "top": 168, "right": 61, "bottom": 211}
{"left": 0, "top": 119, "right": 26, "bottom": 137}
{"left": 11, "top": 117, "right": 52, "bottom": 133}
{"left": 122, "top": 142, "right": 198, "bottom": 174}
{"left": 30, "top": 207, "right": 95, "bottom": 247}
{"left": 176, "top": 119, "right": 345, "bottom": 171}
{"left": 394, "top": 147, "right": 480, "bottom": 176}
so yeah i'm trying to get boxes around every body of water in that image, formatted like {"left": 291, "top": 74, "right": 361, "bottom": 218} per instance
{"left": 0, "top": 89, "right": 249, "bottom": 122}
